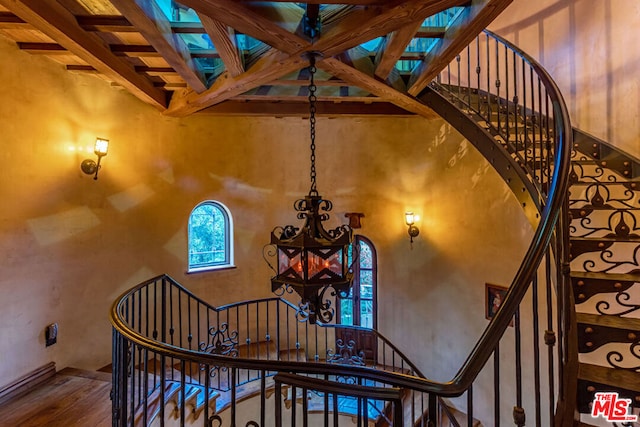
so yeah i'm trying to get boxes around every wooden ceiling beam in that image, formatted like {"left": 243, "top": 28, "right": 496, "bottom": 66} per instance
{"left": 177, "top": 0, "right": 309, "bottom": 54}
{"left": 416, "top": 26, "right": 447, "bottom": 38}
{"left": 165, "top": 48, "right": 307, "bottom": 117}
{"left": 76, "top": 15, "right": 134, "bottom": 32}
{"left": 314, "top": 0, "right": 465, "bottom": 58}
{"left": 0, "top": 0, "right": 167, "bottom": 108}
{"left": 319, "top": 56, "right": 437, "bottom": 119}
{"left": 235, "top": 94, "right": 381, "bottom": 103}
{"left": 109, "top": 0, "right": 208, "bottom": 93}
{"left": 237, "top": 0, "right": 387, "bottom": 4}
{"left": 198, "top": 14, "right": 244, "bottom": 77}
{"left": 0, "top": 10, "right": 26, "bottom": 28}
{"left": 374, "top": 18, "right": 424, "bottom": 80}
{"left": 408, "top": 0, "right": 513, "bottom": 96}
{"left": 200, "top": 100, "right": 415, "bottom": 117}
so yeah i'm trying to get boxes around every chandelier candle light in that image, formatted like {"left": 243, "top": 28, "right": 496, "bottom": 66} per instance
{"left": 265, "top": 52, "right": 355, "bottom": 324}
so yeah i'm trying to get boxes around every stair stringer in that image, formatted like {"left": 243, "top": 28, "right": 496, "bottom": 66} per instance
{"left": 419, "top": 85, "right": 542, "bottom": 228}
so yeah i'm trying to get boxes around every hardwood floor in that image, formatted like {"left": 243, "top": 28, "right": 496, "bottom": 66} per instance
{"left": 0, "top": 368, "right": 112, "bottom": 427}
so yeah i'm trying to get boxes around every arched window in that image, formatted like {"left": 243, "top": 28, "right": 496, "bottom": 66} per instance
{"left": 339, "top": 235, "right": 377, "bottom": 328}
{"left": 188, "top": 201, "right": 234, "bottom": 272}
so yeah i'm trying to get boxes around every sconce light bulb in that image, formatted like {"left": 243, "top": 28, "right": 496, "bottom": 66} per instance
{"left": 405, "top": 212, "right": 415, "bottom": 226}
{"left": 94, "top": 138, "right": 109, "bottom": 157}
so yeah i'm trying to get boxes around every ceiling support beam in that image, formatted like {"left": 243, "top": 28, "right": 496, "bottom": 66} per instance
{"left": 200, "top": 100, "right": 415, "bottom": 117}
{"left": 177, "top": 0, "right": 308, "bottom": 53}
{"left": 374, "top": 18, "right": 425, "bottom": 80}
{"left": 315, "top": 0, "right": 464, "bottom": 57}
{"left": 166, "top": 0, "right": 453, "bottom": 116}
{"left": 110, "top": 0, "right": 208, "bottom": 93}
{"left": 320, "top": 56, "right": 437, "bottom": 119}
{"left": 198, "top": 14, "right": 245, "bottom": 77}
{"left": 166, "top": 48, "right": 306, "bottom": 117}
{"left": 0, "top": 0, "right": 167, "bottom": 108}
{"left": 408, "top": 0, "right": 513, "bottom": 96}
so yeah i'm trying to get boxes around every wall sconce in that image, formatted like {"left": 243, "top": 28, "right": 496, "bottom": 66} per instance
{"left": 405, "top": 212, "right": 420, "bottom": 244}
{"left": 81, "top": 138, "right": 109, "bottom": 180}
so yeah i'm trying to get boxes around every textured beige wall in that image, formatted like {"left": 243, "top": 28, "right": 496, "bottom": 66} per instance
{"left": 491, "top": 0, "right": 640, "bottom": 159}
{"left": 0, "top": 32, "right": 532, "bottom": 419}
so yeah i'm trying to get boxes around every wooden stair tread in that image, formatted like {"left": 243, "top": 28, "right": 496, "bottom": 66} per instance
{"left": 569, "top": 180, "right": 640, "bottom": 187}
{"left": 578, "top": 363, "right": 640, "bottom": 392}
{"left": 576, "top": 312, "right": 640, "bottom": 331}
{"left": 571, "top": 271, "right": 640, "bottom": 282}
{"left": 570, "top": 205, "right": 640, "bottom": 212}
{"left": 237, "top": 340, "right": 278, "bottom": 359}
{"left": 570, "top": 235, "right": 640, "bottom": 243}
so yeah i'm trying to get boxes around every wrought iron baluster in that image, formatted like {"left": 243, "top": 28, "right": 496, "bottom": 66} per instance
{"left": 180, "top": 360, "right": 186, "bottom": 426}
{"left": 522, "top": 59, "right": 529, "bottom": 176}
{"left": 476, "top": 37, "right": 481, "bottom": 114}
{"left": 496, "top": 37, "right": 502, "bottom": 133}
{"left": 159, "top": 353, "right": 166, "bottom": 427}
{"left": 504, "top": 42, "right": 510, "bottom": 142}
{"left": 494, "top": 343, "right": 500, "bottom": 427}
{"left": 514, "top": 306, "right": 523, "bottom": 427}
{"left": 513, "top": 50, "right": 519, "bottom": 156}
{"left": 532, "top": 275, "right": 542, "bottom": 426}
{"left": 231, "top": 367, "right": 237, "bottom": 427}
{"left": 545, "top": 250, "right": 556, "bottom": 424}
{"left": 467, "top": 385, "right": 474, "bottom": 427}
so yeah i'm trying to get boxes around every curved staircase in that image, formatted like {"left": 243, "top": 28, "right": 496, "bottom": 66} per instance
{"left": 569, "top": 129, "right": 640, "bottom": 424}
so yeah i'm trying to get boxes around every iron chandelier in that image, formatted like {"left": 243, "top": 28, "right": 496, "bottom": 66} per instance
{"left": 264, "top": 52, "right": 355, "bottom": 324}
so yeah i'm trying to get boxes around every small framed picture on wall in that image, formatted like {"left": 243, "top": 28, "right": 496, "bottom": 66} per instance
{"left": 485, "top": 283, "right": 512, "bottom": 326}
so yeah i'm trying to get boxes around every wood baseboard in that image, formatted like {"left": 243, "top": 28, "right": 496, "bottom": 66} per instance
{"left": 0, "top": 362, "right": 56, "bottom": 404}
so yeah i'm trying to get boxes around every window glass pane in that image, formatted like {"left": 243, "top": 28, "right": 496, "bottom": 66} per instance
{"left": 360, "top": 270, "right": 372, "bottom": 287}
{"left": 360, "top": 282, "right": 373, "bottom": 299}
{"left": 341, "top": 237, "right": 376, "bottom": 328}
{"left": 360, "top": 300, "right": 373, "bottom": 329}
{"left": 340, "top": 298, "right": 353, "bottom": 326}
{"left": 189, "top": 203, "right": 227, "bottom": 267}
{"left": 359, "top": 240, "right": 372, "bottom": 269}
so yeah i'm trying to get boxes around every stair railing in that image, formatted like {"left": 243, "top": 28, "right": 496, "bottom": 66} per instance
{"left": 111, "top": 275, "right": 431, "bottom": 427}
{"left": 111, "top": 30, "right": 575, "bottom": 427}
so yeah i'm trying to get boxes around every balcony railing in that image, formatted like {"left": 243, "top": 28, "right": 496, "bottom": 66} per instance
{"left": 111, "top": 30, "right": 574, "bottom": 427}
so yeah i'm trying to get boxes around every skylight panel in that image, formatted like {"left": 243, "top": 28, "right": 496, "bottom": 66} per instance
{"left": 359, "top": 37, "right": 383, "bottom": 53}
{"left": 422, "top": 6, "right": 464, "bottom": 28}
{"left": 156, "top": 0, "right": 200, "bottom": 23}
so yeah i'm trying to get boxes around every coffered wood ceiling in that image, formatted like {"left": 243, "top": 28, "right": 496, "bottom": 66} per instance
{"left": 0, "top": 0, "right": 512, "bottom": 117}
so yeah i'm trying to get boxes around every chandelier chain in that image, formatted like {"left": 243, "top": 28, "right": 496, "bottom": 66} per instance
{"left": 308, "top": 54, "right": 318, "bottom": 196}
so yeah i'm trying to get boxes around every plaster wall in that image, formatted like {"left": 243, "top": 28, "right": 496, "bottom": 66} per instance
{"left": 0, "top": 34, "right": 533, "bottom": 424}
{"left": 490, "top": 0, "right": 640, "bottom": 159}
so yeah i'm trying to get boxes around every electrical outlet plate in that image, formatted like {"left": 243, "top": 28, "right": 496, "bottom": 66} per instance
{"left": 45, "top": 323, "right": 58, "bottom": 347}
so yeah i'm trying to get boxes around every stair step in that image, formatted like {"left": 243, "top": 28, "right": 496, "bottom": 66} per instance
{"left": 134, "top": 381, "right": 182, "bottom": 426}
{"left": 192, "top": 387, "right": 219, "bottom": 419}
{"left": 572, "top": 271, "right": 638, "bottom": 303}
{"left": 577, "top": 364, "right": 640, "bottom": 414}
{"left": 569, "top": 238, "right": 616, "bottom": 259}
{"left": 570, "top": 208, "right": 640, "bottom": 239}
{"left": 573, "top": 129, "right": 640, "bottom": 179}
{"left": 576, "top": 313, "right": 640, "bottom": 353}
{"left": 578, "top": 363, "right": 640, "bottom": 395}
{"left": 569, "top": 180, "right": 640, "bottom": 190}
{"left": 577, "top": 312, "right": 640, "bottom": 331}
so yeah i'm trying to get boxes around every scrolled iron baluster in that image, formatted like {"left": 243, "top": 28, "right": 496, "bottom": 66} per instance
{"left": 606, "top": 341, "right": 640, "bottom": 371}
